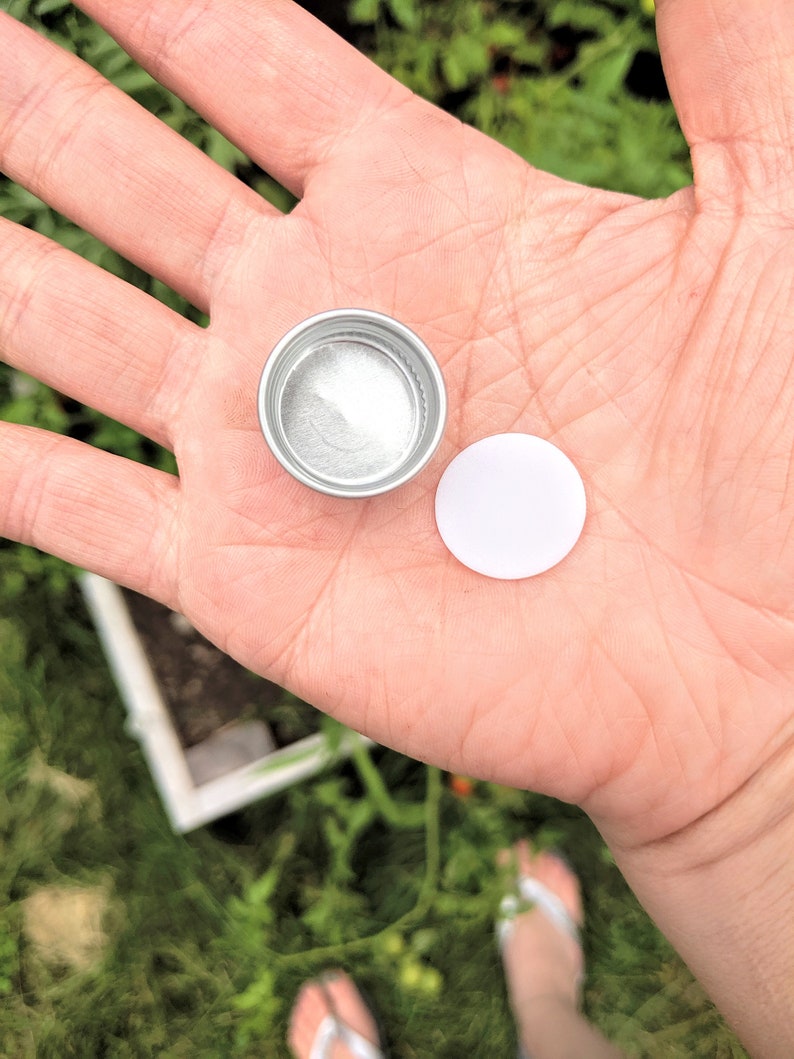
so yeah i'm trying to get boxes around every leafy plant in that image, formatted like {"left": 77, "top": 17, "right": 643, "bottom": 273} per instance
{"left": 0, "top": 562, "right": 746, "bottom": 1055}
{"left": 348, "top": 0, "right": 689, "bottom": 198}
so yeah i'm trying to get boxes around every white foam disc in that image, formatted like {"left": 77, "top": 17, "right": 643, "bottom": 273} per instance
{"left": 434, "top": 433, "right": 586, "bottom": 579}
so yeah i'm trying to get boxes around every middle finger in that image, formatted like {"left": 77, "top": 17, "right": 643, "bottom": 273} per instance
{"left": 0, "top": 12, "right": 273, "bottom": 312}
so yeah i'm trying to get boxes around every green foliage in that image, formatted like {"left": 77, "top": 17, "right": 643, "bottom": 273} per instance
{"left": 0, "top": 555, "right": 746, "bottom": 1056}
{"left": 0, "top": 923, "right": 15, "bottom": 998}
{"left": 348, "top": 0, "right": 689, "bottom": 198}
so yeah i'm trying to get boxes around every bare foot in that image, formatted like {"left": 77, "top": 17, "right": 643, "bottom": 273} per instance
{"left": 288, "top": 970, "right": 382, "bottom": 1059}
{"left": 499, "top": 841, "right": 585, "bottom": 1041}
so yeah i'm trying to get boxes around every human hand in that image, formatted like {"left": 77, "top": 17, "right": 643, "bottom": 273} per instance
{"left": 0, "top": 0, "right": 791, "bottom": 840}
{"left": 0, "top": 1, "right": 792, "bottom": 1047}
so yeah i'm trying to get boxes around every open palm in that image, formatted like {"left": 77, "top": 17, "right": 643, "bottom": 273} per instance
{"left": 2, "top": 0, "right": 793, "bottom": 874}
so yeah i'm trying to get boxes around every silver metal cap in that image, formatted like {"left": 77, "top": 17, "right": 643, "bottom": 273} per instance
{"left": 258, "top": 309, "right": 447, "bottom": 497}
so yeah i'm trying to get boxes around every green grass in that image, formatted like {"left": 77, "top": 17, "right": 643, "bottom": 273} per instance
{"left": 0, "top": 1, "right": 746, "bottom": 1055}
{"left": 0, "top": 554, "right": 746, "bottom": 1057}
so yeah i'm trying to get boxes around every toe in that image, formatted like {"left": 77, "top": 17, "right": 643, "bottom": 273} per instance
{"left": 288, "top": 971, "right": 380, "bottom": 1059}
{"left": 288, "top": 980, "right": 321, "bottom": 1058}
{"left": 528, "top": 851, "right": 583, "bottom": 929}
{"left": 322, "top": 972, "right": 380, "bottom": 1048}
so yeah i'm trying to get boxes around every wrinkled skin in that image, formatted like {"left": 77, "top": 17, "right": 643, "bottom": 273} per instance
{"left": 1, "top": 1, "right": 792, "bottom": 1051}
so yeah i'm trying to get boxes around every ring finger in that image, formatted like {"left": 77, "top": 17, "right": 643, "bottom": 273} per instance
{"left": 0, "top": 218, "right": 200, "bottom": 448}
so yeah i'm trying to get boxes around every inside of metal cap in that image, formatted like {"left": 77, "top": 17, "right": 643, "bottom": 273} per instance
{"left": 280, "top": 339, "right": 420, "bottom": 482}
{"left": 259, "top": 312, "right": 446, "bottom": 497}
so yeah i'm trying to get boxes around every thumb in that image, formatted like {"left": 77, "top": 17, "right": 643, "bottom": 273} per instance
{"left": 656, "top": 0, "right": 794, "bottom": 206}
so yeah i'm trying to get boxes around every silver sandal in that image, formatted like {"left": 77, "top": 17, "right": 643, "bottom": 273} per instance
{"left": 308, "top": 976, "right": 384, "bottom": 1059}
{"left": 496, "top": 871, "right": 582, "bottom": 952}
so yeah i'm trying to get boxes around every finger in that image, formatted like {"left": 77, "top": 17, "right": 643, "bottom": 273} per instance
{"left": 77, "top": 0, "right": 413, "bottom": 195}
{"left": 0, "top": 423, "right": 178, "bottom": 605}
{"left": 0, "top": 218, "right": 200, "bottom": 449}
{"left": 656, "top": 0, "right": 794, "bottom": 202}
{"left": 0, "top": 12, "right": 273, "bottom": 311}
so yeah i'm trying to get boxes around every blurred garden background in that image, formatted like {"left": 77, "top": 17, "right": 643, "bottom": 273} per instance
{"left": 0, "top": 1, "right": 747, "bottom": 1055}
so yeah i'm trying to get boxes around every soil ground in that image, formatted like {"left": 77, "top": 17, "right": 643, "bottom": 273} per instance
{"left": 121, "top": 589, "right": 319, "bottom": 750}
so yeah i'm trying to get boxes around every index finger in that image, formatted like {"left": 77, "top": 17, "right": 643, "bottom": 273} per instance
{"left": 77, "top": 0, "right": 416, "bottom": 196}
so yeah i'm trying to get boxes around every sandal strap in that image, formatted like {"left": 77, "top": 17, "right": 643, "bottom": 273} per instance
{"left": 309, "top": 1013, "right": 384, "bottom": 1059}
{"left": 496, "top": 874, "right": 581, "bottom": 951}
{"left": 517, "top": 875, "right": 581, "bottom": 944}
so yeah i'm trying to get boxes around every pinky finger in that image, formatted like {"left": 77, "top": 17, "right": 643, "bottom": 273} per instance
{"left": 1, "top": 423, "right": 178, "bottom": 605}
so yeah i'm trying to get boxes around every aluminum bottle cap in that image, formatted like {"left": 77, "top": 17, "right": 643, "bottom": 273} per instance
{"left": 258, "top": 309, "right": 446, "bottom": 497}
